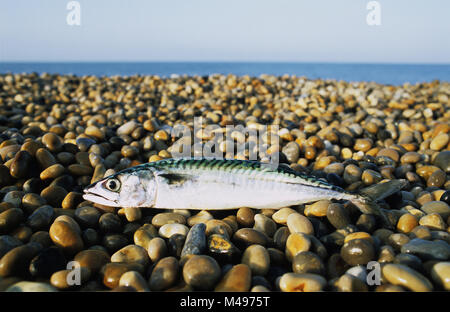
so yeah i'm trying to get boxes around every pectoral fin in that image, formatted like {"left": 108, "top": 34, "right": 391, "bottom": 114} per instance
{"left": 158, "top": 172, "right": 193, "bottom": 185}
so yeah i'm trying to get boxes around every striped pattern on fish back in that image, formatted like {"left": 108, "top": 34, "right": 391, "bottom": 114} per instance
{"left": 119, "top": 158, "right": 344, "bottom": 192}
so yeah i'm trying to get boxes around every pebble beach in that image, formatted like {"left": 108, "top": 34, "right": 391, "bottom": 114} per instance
{"left": 0, "top": 72, "right": 449, "bottom": 292}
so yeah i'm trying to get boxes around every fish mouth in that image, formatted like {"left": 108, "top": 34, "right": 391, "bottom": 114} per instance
{"left": 83, "top": 191, "right": 119, "bottom": 207}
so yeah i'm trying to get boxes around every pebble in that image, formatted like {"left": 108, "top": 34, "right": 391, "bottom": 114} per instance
{"left": 340, "top": 239, "right": 375, "bottom": 266}
{"left": 205, "top": 219, "right": 233, "bottom": 238}
{"left": 304, "top": 200, "right": 329, "bottom": 217}
{"left": 292, "top": 251, "right": 325, "bottom": 275}
{"left": 253, "top": 214, "right": 277, "bottom": 237}
{"left": 10, "top": 150, "right": 32, "bottom": 179}
{"left": 282, "top": 141, "right": 300, "bottom": 163}
{"left": 0, "top": 242, "right": 42, "bottom": 277}
{"left": 187, "top": 210, "right": 213, "bottom": 226}
{"left": 286, "top": 213, "right": 314, "bottom": 235}
{"left": 419, "top": 213, "right": 446, "bottom": 231}
{"left": 147, "top": 237, "right": 168, "bottom": 263}
{"left": 0, "top": 235, "right": 23, "bottom": 258}
{"left": 99, "top": 213, "right": 122, "bottom": 233}
{"left": 215, "top": 264, "right": 252, "bottom": 292}
{"left": 182, "top": 255, "right": 221, "bottom": 290}
{"left": 233, "top": 228, "right": 267, "bottom": 248}
{"left": 49, "top": 220, "right": 84, "bottom": 255}
{"left": 117, "top": 121, "right": 138, "bottom": 136}
{"left": 388, "top": 233, "right": 410, "bottom": 251}
{"left": 74, "top": 206, "right": 101, "bottom": 228}
{"left": 327, "top": 203, "right": 350, "bottom": 229}
{"left": 382, "top": 263, "right": 433, "bottom": 292}
{"left": 208, "top": 234, "right": 241, "bottom": 262}
{"left": 394, "top": 253, "right": 422, "bottom": 272}
{"left": 334, "top": 274, "right": 368, "bottom": 292}
{"left": 285, "top": 232, "right": 311, "bottom": 262}
{"left": 101, "top": 262, "right": 145, "bottom": 289}
{"left": 401, "top": 238, "right": 450, "bottom": 260}
{"left": 29, "top": 231, "right": 52, "bottom": 248}
{"left": 167, "top": 234, "right": 186, "bottom": 258}
{"left": 236, "top": 207, "right": 255, "bottom": 227}
{"left": 119, "top": 271, "right": 149, "bottom": 291}
{"left": 430, "top": 133, "right": 449, "bottom": 150}
{"left": 68, "top": 164, "right": 93, "bottom": 176}
{"left": 396, "top": 213, "right": 418, "bottom": 233}
{"left": 6, "top": 281, "right": 57, "bottom": 292}
{"left": 343, "top": 164, "right": 362, "bottom": 184}
{"left": 242, "top": 244, "right": 270, "bottom": 276}
{"left": 430, "top": 262, "right": 450, "bottom": 290}
{"left": 42, "top": 133, "right": 63, "bottom": 152}
{"left": 273, "top": 226, "right": 290, "bottom": 250}
{"left": 0, "top": 208, "right": 24, "bottom": 234}
{"left": 27, "top": 205, "right": 54, "bottom": 230}
{"left": 133, "top": 226, "right": 157, "bottom": 250}
{"left": 74, "top": 249, "right": 110, "bottom": 273}
{"left": 410, "top": 226, "right": 432, "bottom": 240}
{"left": 279, "top": 273, "right": 327, "bottom": 292}
{"left": 345, "top": 265, "right": 367, "bottom": 281}
{"left": 377, "top": 148, "right": 399, "bottom": 162}
{"left": 3, "top": 191, "right": 24, "bottom": 208}
{"left": 400, "top": 152, "right": 421, "bottom": 164}
{"left": 29, "top": 246, "right": 66, "bottom": 278}
{"left": 149, "top": 256, "right": 179, "bottom": 291}
{"left": 427, "top": 169, "right": 446, "bottom": 188}
{"left": 421, "top": 201, "right": 450, "bottom": 220}
{"left": 41, "top": 185, "right": 68, "bottom": 207}
{"left": 433, "top": 150, "right": 450, "bottom": 173}
{"left": 159, "top": 223, "right": 189, "bottom": 238}
{"left": 111, "top": 244, "right": 149, "bottom": 267}
{"left": 181, "top": 223, "right": 206, "bottom": 258}
{"left": 344, "top": 232, "right": 373, "bottom": 244}
{"left": 40, "top": 164, "right": 65, "bottom": 180}
{"left": 152, "top": 212, "right": 186, "bottom": 227}
{"left": 272, "top": 208, "right": 297, "bottom": 225}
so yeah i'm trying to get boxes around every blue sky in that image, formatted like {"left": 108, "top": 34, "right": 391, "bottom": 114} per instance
{"left": 0, "top": 0, "right": 449, "bottom": 63}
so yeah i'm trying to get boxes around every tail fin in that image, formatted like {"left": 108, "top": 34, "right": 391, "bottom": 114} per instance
{"left": 349, "top": 179, "right": 408, "bottom": 230}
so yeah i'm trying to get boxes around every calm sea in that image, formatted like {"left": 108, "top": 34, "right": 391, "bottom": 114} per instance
{"left": 1, "top": 62, "right": 449, "bottom": 85}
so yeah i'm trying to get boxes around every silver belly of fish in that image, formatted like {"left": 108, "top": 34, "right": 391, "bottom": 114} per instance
{"left": 153, "top": 169, "right": 351, "bottom": 209}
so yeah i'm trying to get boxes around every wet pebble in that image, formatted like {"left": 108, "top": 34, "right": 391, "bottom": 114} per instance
{"left": 279, "top": 273, "right": 327, "bottom": 292}
{"left": 340, "top": 239, "right": 375, "bottom": 266}
{"left": 242, "top": 244, "right": 270, "bottom": 276}
{"left": 6, "top": 281, "right": 57, "bottom": 292}
{"left": 401, "top": 238, "right": 450, "bottom": 260}
{"left": 382, "top": 263, "right": 433, "bottom": 292}
{"left": 149, "top": 256, "right": 179, "bottom": 291}
{"left": 159, "top": 223, "right": 189, "bottom": 238}
{"left": 49, "top": 220, "right": 84, "bottom": 255}
{"left": 286, "top": 213, "right": 314, "bottom": 235}
{"left": 215, "top": 264, "right": 252, "bottom": 292}
{"left": 181, "top": 223, "right": 206, "bottom": 258}
{"left": 182, "top": 255, "right": 221, "bottom": 290}
{"left": 111, "top": 244, "right": 149, "bottom": 267}
{"left": 119, "top": 270, "right": 149, "bottom": 291}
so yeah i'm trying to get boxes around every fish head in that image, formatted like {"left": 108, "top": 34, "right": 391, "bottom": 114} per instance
{"left": 83, "top": 169, "right": 157, "bottom": 207}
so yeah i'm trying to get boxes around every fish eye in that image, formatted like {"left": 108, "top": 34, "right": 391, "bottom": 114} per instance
{"left": 105, "top": 178, "right": 121, "bottom": 192}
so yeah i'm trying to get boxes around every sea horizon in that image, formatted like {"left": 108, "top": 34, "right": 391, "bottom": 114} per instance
{"left": 1, "top": 61, "right": 449, "bottom": 85}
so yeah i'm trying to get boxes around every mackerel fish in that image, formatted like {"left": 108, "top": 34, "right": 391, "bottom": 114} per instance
{"left": 83, "top": 158, "right": 407, "bottom": 223}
